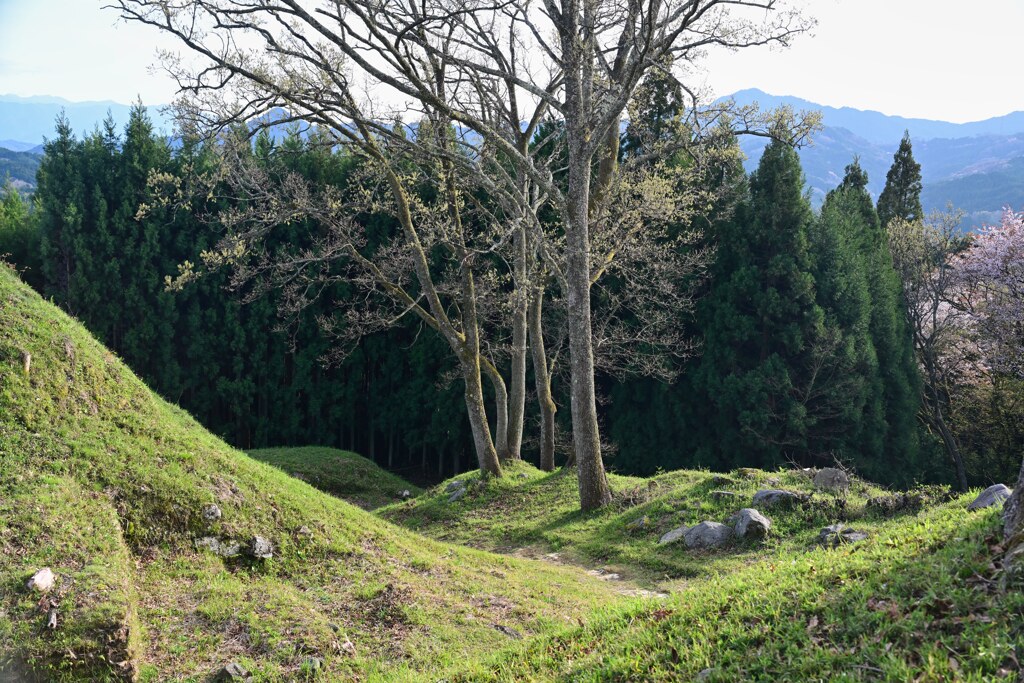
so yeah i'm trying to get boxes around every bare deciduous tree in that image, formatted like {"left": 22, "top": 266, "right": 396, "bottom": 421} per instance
{"left": 111, "top": 0, "right": 812, "bottom": 509}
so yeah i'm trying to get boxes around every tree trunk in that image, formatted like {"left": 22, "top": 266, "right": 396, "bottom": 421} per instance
{"left": 563, "top": 121, "right": 612, "bottom": 511}
{"left": 387, "top": 429, "right": 394, "bottom": 469}
{"left": 506, "top": 225, "right": 529, "bottom": 461}
{"left": 529, "top": 284, "right": 557, "bottom": 471}
{"left": 483, "top": 361, "right": 511, "bottom": 461}
{"left": 462, "top": 356, "right": 503, "bottom": 476}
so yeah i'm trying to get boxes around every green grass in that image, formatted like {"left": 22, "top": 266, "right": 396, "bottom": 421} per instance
{"left": 0, "top": 265, "right": 617, "bottom": 681}
{"left": 382, "top": 461, "right": 941, "bottom": 585}
{"left": 248, "top": 446, "right": 422, "bottom": 510}
{"left": 1, "top": 261, "right": 1020, "bottom": 681}
{"left": 442, "top": 504, "right": 1022, "bottom": 681}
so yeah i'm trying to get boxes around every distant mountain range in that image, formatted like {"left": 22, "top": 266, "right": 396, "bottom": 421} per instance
{"left": 3, "top": 90, "right": 1024, "bottom": 228}
{"left": 728, "top": 89, "right": 1024, "bottom": 227}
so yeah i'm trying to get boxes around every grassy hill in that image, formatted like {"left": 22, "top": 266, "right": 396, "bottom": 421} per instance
{"left": 248, "top": 447, "right": 422, "bottom": 510}
{"left": 0, "top": 264, "right": 616, "bottom": 682}
{"left": 385, "top": 463, "right": 1022, "bottom": 680}
{"left": 0, "top": 260, "right": 1020, "bottom": 681}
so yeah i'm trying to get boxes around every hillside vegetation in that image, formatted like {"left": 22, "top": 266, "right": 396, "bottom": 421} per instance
{"left": 0, "top": 265, "right": 616, "bottom": 682}
{"left": 385, "top": 464, "right": 1022, "bottom": 681}
{"left": 248, "top": 447, "right": 422, "bottom": 510}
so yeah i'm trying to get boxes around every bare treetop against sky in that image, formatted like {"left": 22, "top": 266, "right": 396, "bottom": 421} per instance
{"left": 0, "top": 0, "right": 1021, "bottom": 122}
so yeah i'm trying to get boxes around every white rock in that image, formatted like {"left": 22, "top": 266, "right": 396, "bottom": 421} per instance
{"left": 26, "top": 567, "right": 55, "bottom": 593}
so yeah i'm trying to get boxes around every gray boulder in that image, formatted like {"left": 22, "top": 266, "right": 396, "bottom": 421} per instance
{"left": 216, "top": 662, "right": 253, "bottom": 682}
{"left": 448, "top": 487, "right": 467, "bottom": 503}
{"left": 202, "top": 504, "right": 222, "bottom": 523}
{"left": 247, "top": 536, "right": 274, "bottom": 560}
{"left": 813, "top": 467, "right": 850, "bottom": 492}
{"left": 818, "top": 523, "right": 868, "bottom": 547}
{"left": 626, "top": 515, "right": 649, "bottom": 532}
{"left": 752, "top": 489, "right": 804, "bottom": 508}
{"left": 196, "top": 537, "right": 242, "bottom": 558}
{"left": 710, "top": 490, "right": 740, "bottom": 501}
{"left": 683, "top": 521, "right": 734, "bottom": 549}
{"left": 658, "top": 526, "right": 687, "bottom": 545}
{"left": 445, "top": 480, "right": 466, "bottom": 493}
{"left": 968, "top": 484, "right": 1012, "bottom": 511}
{"left": 730, "top": 508, "right": 771, "bottom": 538}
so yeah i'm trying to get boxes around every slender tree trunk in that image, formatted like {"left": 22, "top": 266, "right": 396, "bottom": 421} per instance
{"left": 506, "top": 225, "right": 529, "bottom": 461}
{"left": 923, "top": 357, "right": 968, "bottom": 490}
{"left": 438, "top": 446, "right": 445, "bottom": 479}
{"left": 529, "top": 284, "right": 557, "bottom": 471}
{"left": 387, "top": 429, "right": 394, "bottom": 469}
{"left": 563, "top": 129, "right": 612, "bottom": 510}
{"left": 483, "top": 361, "right": 511, "bottom": 460}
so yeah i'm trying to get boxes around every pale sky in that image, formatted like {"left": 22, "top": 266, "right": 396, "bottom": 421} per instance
{"left": 1, "top": 0, "right": 1022, "bottom": 123}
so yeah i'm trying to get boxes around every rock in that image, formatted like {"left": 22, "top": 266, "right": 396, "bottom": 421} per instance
{"left": 968, "top": 484, "right": 1012, "bottom": 511}
{"left": 626, "top": 515, "right": 649, "bottom": 532}
{"left": 216, "top": 662, "right": 253, "bottom": 682}
{"left": 752, "top": 489, "right": 804, "bottom": 508}
{"left": 398, "top": 489, "right": 411, "bottom": 500}
{"left": 202, "top": 504, "right": 222, "bottom": 523}
{"left": 196, "top": 537, "right": 242, "bottom": 558}
{"left": 297, "top": 525, "right": 313, "bottom": 538}
{"left": 340, "top": 639, "right": 357, "bottom": 656}
{"left": 710, "top": 475, "right": 733, "bottom": 486}
{"left": 813, "top": 467, "right": 850, "bottom": 492}
{"left": 303, "top": 656, "right": 323, "bottom": 673}
{"left": 517, "top": 473, "right": 529, "bottom": 480}
{"left": 448, "top": 487, "right": 467, "bottom": 503}
{"left": 735, "top": 468, "right": 759, "bottom": 479}
{"left": 765, "top": 477, "right": 781, "bottom": 487}
{"left": 710, "top": 490, "right": 740, "bottom": 501}
{"left": 818, "top": 523, "right": 868, "bottom": 547}
{"left": 867, "top": 493, "right": 924, "bottom": 516}
{"left": 696, "top": 669, "right": 714, "bottom": 682}
{"left": 26, "top": 568, "right": 55, "bottom": 593}
{"left": 247, "top": 536, "right": 273, "bottom": 560}
{"left": 445, "top": 480, "right": 466, "bottom": 493}
{"left": 730, "top": 508, "right": 771, "bottom": 538}
{"left": 658, "top": 526, "right": 688, "bottom": 545}
{"left": 684, "top": 521, "right": 733, "bottom": 549}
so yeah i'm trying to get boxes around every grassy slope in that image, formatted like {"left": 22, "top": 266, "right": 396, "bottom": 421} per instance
{"left": 384, "top": 462, "right": 904, "bottom": 584}
{"left": 386, "top": 464, "right": 1022, "bottom": 680}
{"left": 0, "top": 266, "right": 617, "bottom": 682}
{"left": 248, "top": 447, "right": 422, "bottom": 510}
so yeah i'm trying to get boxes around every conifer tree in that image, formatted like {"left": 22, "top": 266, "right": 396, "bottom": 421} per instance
{"left": 877, "top": 132, "right": 924, "bottom": 229}
{"left": 694, "top": 136, "right": 823, "bottom": 468}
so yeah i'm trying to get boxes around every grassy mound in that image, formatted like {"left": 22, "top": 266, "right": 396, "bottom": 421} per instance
{"left": 387, "top": 465, "right": 1022, "bottom": 680}
{"left": 384, "top": 461, "right": 931, "bottom": 583}
{"left": 248, "top": 447, "right": 422, "bottom": 510}
{"left": 445, "top": 503, "right": 1022, "bottom": 681}
{"left": 0, "top": 266, "right": 616, "bottom": 682}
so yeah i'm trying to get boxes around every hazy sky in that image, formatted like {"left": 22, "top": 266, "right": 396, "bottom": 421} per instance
{"left": 2, "top": 0, "right": 1022, "bottom": 122}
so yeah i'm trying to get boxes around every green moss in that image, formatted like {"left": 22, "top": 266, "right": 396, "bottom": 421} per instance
{"left": 0, "top": 265, "right": 614, "bottom": 681}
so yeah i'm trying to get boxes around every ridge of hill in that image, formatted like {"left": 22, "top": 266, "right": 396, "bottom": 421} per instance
{"left": 0, "top": 264, "right": 615, "bottom": 682}
{"left": 247, "top": 447, "right": 422, "bottom": 510}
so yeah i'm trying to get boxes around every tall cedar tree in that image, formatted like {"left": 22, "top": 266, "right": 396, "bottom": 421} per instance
{"left": 694, "top": 137, "right": 823, "bottom": 468}
{"left": 837, "top": 161, "right": 922, "bottom": 481}
{"left": 877, "top": 132, "right": 924, "bottom": 229}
